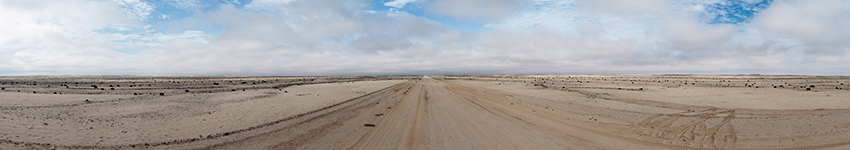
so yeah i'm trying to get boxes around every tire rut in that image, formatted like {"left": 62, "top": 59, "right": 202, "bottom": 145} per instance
{"left": 0, "top": 81, "right": 414, "bottom": 149}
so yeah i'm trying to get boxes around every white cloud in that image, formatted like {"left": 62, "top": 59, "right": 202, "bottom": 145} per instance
{"left": 577, "top": 0, "right": 670, "bottom": 15}
{"left": 661, "top": 18, "right": 738, "bottom": 52}
{"left": 480, "top": 0, "right": 849, "bottom": 74}
{"left": 165, "top": 0, "right": 201, "bottom": 10}
{"left": 427, "top": 0, "right": 521, "bottom": 21}
{"left": 754, "top": 0, "right": 850, "bottom": 40}
{"left": 245, "top": 0, "right": 299, "bottom": 9}
{"left": 160, "top": 14, "right": 169, "bottom": 19}
{"left": 741, "top": 0, "right": 764, "bottom": 4}
{"left": 100, "top": 0, "right": 468, "bottom": 75}
{"left": 0, "top": 0, "right": 216, "bottom": 75}
{"left": 1, "top": 0, "right": 849, "bottom": 75}
{"left": 752, "top": 0, "right": 850, "bottom": 63}
{"left": 220, "top": 0, "right": 240, "bottom": 5}
{"left": 384, "top": 0, "right": 417, "bottom": 8}
{"left": 112, "top": 0, "right": 155, "bottom": 20}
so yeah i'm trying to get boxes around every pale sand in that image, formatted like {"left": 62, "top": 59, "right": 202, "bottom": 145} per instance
{"left": 1, "top": 75, "right": 849, "bottom": 149}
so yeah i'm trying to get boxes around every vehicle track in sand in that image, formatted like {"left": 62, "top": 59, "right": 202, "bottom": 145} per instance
{"left": 0, "top": 81, "right": 412, "bottom": 149}
{"left": 3, "top": 75, "right": 850, "bottom": 149}
{"left": 346, "top": 76, "right": 850, "bottom": 150}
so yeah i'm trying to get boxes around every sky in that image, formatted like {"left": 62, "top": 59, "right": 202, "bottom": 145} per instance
{"left": 0, "top": 0, "right": 849, "bottom": 76}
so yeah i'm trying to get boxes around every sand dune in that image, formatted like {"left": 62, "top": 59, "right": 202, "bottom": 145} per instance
{"left": 1, "top": 75, "right": 849, "bottom": 149}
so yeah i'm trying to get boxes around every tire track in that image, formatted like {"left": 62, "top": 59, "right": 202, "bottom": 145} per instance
{"left": 631, "top": 109, "right": 737, "bottom": 149}
{"left": 0, "top": 80, "right": 414, "bottom": 149}
{"left": 349, "top": 79, "right": 424, "bottom": 150}
{"left": 439, "top": 77, "right": 850, "bottom": 150}
{"left": 405, "top": 84, "right": 427, "bottom": 150}
{"left": 0, "top": 80, "right": 366, "bottom": 110}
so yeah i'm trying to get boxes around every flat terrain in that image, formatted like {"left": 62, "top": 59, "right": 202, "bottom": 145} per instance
{"left": 1, "top": 75, "right": 850, "bottom": 149}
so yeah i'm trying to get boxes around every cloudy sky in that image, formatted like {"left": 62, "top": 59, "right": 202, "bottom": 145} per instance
{"left": 1, "top": 0, "right": 848, "bottom": 75}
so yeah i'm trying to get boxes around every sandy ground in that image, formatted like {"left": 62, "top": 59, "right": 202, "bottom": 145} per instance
{"left": 1, "top": 75, "right": 849, "bottom": 149}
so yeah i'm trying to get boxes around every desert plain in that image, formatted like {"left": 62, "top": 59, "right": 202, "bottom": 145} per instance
{"left": 1, "top": 75, "right": 850, "bottom": 149}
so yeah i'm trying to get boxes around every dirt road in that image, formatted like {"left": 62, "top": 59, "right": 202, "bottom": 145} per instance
{"left": 3, "top": 75, "right": 850, "bottom": 149}
{"left": 200, "top": 76, "right": 850, "bottom": 150}
{"left": 203, "top": 76, "right": 618, "bottom": 149}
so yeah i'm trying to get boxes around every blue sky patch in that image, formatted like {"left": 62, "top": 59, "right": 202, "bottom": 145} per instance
{"left": 705, "top": 0, "right": 772, "bottom": 24}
